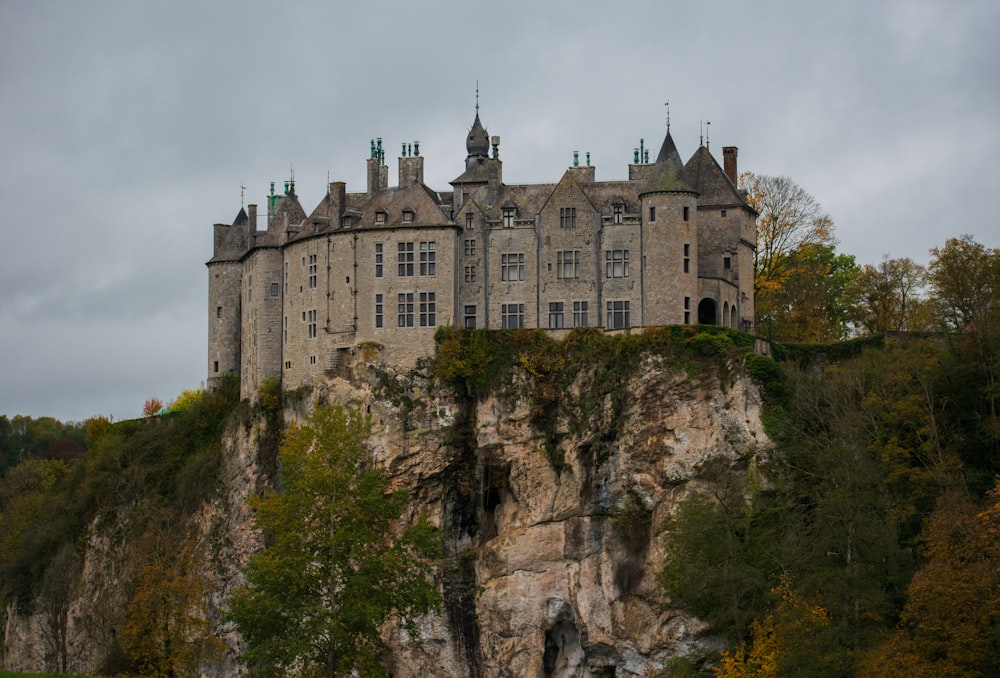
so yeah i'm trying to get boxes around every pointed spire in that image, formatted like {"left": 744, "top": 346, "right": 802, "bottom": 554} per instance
{"left": 641, "top": 130, "right": 697, "bottom": 196}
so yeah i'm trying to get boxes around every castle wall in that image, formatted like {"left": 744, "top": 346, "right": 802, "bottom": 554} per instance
{"left": 487, "top": 220, "right": 539, "bottom": 329}
{"left": 538, "top": 175, "right": 601, "bottom": 329}
{"left": 641, "top": 192, "right": 700, "bottom": 326}
{"left": 207, "top": 260, "right": 241, "bottom": 387}
{"left": 239, "top": 248, "right": 283, "bottom": 398}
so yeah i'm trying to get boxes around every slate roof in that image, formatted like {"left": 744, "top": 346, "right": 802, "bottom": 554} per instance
{"left": 684, "top": 145, "right": 746, "bottom": 207}
{"left": 640, "top": 131, "right": 698, "bottom": 196}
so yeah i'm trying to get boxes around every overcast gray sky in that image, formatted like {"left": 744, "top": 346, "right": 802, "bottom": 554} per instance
{"left": 1, "top": 0, "right": 997, "bottom": 422}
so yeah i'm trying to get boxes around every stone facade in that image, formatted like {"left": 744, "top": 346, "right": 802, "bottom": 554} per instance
{"left": 207, "top": 112, "right": 757, "bottom": 398}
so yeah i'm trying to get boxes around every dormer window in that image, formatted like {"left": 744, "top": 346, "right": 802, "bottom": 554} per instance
{"left": 502, "top": 205, "right": 515, "bottom": 228}
{"left": 374, "top": 210, "right": 387, "bottom": 225}
{"left": 613, "top": 203, "right": 624, "bottom": 224}
{"left": 402, "top": 209, "right": 414, "bottom": 223}
{"left": 341, "top": 216, "right": 352, "bottom": 228}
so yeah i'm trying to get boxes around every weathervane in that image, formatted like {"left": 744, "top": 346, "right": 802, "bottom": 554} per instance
{"left": 475, "top": 81, "right": 480, "bottom": 114}
{"left": 665, "top": 100, "right": 670, "bottom": 132}
{"left": 705, "top": 120, "right": 711, "bottom": 149}
{"left": 240, "top": 183, "right": 246, "bottom": 208}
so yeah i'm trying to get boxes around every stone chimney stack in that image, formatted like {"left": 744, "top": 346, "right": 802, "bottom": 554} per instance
{"left": 328, "top": 182, "right": 346, "bottom": 221}
{"left": 723, "top": 146, "right": 738, "bottom": 185}
{"left": 399, "top": 153, "right": 424, "bottom": 187}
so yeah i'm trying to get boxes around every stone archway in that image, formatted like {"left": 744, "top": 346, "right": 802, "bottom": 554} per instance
{"left": 697, "top": 298, "right": 717, "bottom": 325}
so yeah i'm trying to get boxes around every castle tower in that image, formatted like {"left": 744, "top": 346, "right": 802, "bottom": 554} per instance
{"left": 639, "top": 131, "right": 700, "bottom": 325}
{"left": 207, "top": 206, "right": 251, "bottom": 388}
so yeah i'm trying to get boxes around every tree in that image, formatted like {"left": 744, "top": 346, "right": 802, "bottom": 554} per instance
{"left": 860, "top": 481, "right": 1000, "bottom": 676}
{"left": 756, "top": 243, "right": 857, "bottom": 342}
{"left": 929, "top": 235, "right": 1000, "bottom": 469}
{"left": 927, "top": 235, "right": 1000, "bottom": 332}
{"left": 123, "top": 517, "right": 225, "bottom": 677}
{"left": 227, "top": 405, "right": 441, "bottom": 677}
{"left": 739, "top": 173, "right": 837, "bottom": 300}
{"left": 851, "top": 256, "right": 930, "bottom": 334}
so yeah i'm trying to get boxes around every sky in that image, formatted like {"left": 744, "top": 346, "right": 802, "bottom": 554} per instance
{"left": 1, "top": 0, "right": 997, "bottom": 422}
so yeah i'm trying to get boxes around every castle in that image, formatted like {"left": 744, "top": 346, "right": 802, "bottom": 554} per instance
{"left": 207, "top": 109, "right": 756, "bottom": 398}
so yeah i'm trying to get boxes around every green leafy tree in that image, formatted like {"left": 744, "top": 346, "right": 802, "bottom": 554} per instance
{"left": 228, "top": 405, "right": 441, "bottom": 677}
{"left": 758, "top": 243, "right": 858, "bottom": 342}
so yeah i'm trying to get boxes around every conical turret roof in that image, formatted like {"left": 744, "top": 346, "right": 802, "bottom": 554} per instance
{"left": 640, "top": 131, "right": 697, "bottom": 196}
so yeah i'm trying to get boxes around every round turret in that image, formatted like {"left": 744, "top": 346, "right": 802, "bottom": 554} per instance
{"left": 467, "top": 114, "right": 489, "bottom": 156}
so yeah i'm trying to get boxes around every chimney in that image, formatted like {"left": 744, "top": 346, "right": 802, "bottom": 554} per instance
{"left": 399, "top": 155, "right": 424, "bottom": 187}
{"left": 328, "top": 182, "right": 345, "bottom": 221}
{"left": 723, "top": 146, "right": 738, "bottom": 185}
{"left": 248, "top": 204, "right": 257, "bottom": 231}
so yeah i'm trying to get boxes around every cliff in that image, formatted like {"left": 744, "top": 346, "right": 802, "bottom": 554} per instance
{"left": 2, "top": 330, "right": 769, "bottom": 677}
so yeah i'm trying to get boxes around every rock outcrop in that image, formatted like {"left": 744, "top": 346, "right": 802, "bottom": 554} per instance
{"left": 2, "top": 347, "right": 769, "bottom": 677}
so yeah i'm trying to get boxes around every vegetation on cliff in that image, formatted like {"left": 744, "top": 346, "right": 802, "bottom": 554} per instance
{"left": 227, "top": 405, "right": 441, "bottom": 677}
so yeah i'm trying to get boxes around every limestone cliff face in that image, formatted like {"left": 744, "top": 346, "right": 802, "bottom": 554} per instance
{"left": 2, "top": 351, "right": 768, "bottom": 677}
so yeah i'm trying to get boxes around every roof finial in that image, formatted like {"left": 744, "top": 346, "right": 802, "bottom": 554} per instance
{"left": 705, "top": 120, "right": 711, "bottom": 149}
{"left": 240, "top": 182, "right": 246, "bottom": 208}
{"left": 475, "top": 81, "right": 480, "bottom": 115}
{"left": 699, "top": 120, "right": 703, "bottom": 147}
{"left": 665, "top": 100, "right": 670, "bottom": 133}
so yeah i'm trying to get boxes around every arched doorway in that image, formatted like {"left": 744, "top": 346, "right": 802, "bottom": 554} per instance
{"left": 697, "top": 298, "right": 717, "bottom": 325}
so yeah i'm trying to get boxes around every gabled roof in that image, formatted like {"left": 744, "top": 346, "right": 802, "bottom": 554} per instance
{"left": 232, "top": 207, "right": 248, "bottom": 226}
{"left": 640, "top": 131, "right": 697, "bottom": 196}
{"left": 684, "top": 145, "right": 746, "bottom": 207}
{"left": 538, "top": 170, "right": 597, "bottom": 215}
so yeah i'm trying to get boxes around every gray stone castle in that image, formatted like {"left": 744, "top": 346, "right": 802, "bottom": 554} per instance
{"left": 207, "top": 110, "right": 756, "bottom": 398}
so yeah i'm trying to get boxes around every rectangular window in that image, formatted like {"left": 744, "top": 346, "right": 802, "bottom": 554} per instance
{"left": 649, "top": 206, "right": 656, "bottom": 222}
{"left": 375, "top": 294, "right": 384, "bottom": 328}
{"left": 465, "top": 265, "right": 477, "bottom": 283}
{"left": 684, "top": 297, "right": 691, "bottom": 325}
{"left": 464, "top": 238, "right": 476, "bottom": 256}
{"left": 613, "top": 204, "right": 623, "bottom": 224}
{"left": 308, "top": 255, "right": 317, "bottom": 289}
{"left": 213, "top": 361, "right": 219, "bottom": 373}
{"left": 466, "top": 213, "right": 474, "bottom": 229}
{"left": 683, "top": 206, "right": 690, "bottom": 221}
{"left": 402, "top": 209, "right": 414, "bottom": 223}
{"left": 419, "top": 241, "right": 436, "bottom": 276}
{"left": 464, "top": 305, "right": 477, "bottom": 329}
{"left": 721, "top": 209, "right": 727, "bottom": 218}
{"left": 605, "top": 249, "right": 630, "bottom": 278}
{"left": 548, "top": 301, "right": 565, "bottom": 329}
{"left": 397, "top": 292, "right": 414, "bottom": 327}
{"left": 557, "top": 250, "right": 580, "bottom": 280}
{"left": 310, "top": 355, "right": 317, "bottom": 365}
{"left": 375, "top": 243, "right": 384, "bottom": 278}
{"left": 684, "top": 244, "right": 691, "bottom": 274}
{"left": 606, "top": 300, "right": 630, "bottom": 330}
{"left": 216, "top": 306, "right": 222, "bottom": 318}
{"left": 559, "top": 207, "right": 577, "bottom": 228}
{"left": 375, "top": 211, "right": 386, "bottom": 224}
{"left": 573, "top": 300, "right": 589, "bottom": 327}
{"left": 501, "top": 303, "right": 525, "bottom": 329}
{"left": 307, "top": 309, "right": 317, "bottom": 338}
{"left": 270, "top": 282, "right": 279, "bottom": 297}
{"left": 501, "top": 252, "right": 525, "bottom": 282}
{"left": 419, "top": 292, "right": 436, "bottom": 327}
{"left": 502, "top": 208, "right": 514, "bottom": 228}
{"left": 283, "top": 262, "right": 289, "bottom": 294}
{"left": 398, "top": 242, "right": 414, "bottom": 276}
{"left": 723, "top": 256, "right": 731, "bottom": 270}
